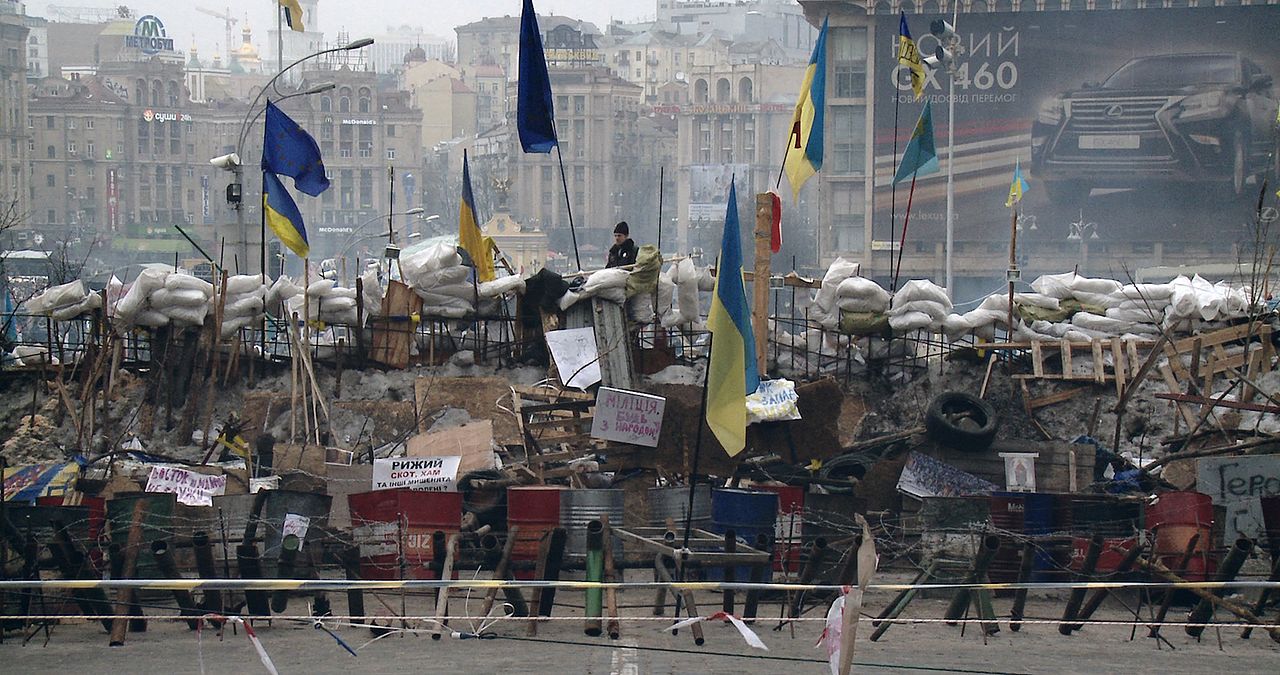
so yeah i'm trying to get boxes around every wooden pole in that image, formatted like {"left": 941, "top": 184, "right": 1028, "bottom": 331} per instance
{"left": 753, "top": 193, "right": 772, "bottom": 374}
{"left": 1007, "top": 204, "right": 1019, "bottom": 333}
{"left": 109, "top": 499, "right": 149, "bottom": 646}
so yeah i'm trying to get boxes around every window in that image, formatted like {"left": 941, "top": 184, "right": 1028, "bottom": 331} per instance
{"left": 574, "top": 96, "right": 585, "bottom": 115}
{"left": 339, "top": 97, "right": 350, "bottom": 113}
{"left": 386, "top": 148, "right": 396, "bottom": 160}
{"left": 358, "top": 97, "right": 371, "bottom": 113}
{"left": 86, "top": 141, "right": 95, "bottom": 158}
{"left": 68, "top": 167, "right": 75, "bottom": 178}
{"left": 46, "top": 145, "right": 54, "bottom": 158}
{"left": 67, "top": 118, "right": 76, "bottom": 130}
{"left": 26, "top": 139, "right": 33, "bottom": 152}
{"left": 47, "top": 210, "right": 56, "bottom": 223}
{"left": 46, "top": 174, "right": 54, "bottom": 187}
{"left": 832, "top": 183, "right": 865, "bottom": 253}
{"left": 830, "top": 106, "right": 866, "bottom": 174}
{"left": 832, "top": 27, "right": 868, "bottom": 99}
{"left": 46, "top": 116, "right": 54, "bottom": 129}
{"left": 67, "top": 141, "right": 76, "bottom": 155}
{"left": 386, "top": 124, "right": 395, "bottom": 138}
{"left": 85, "top": 119, "right": 94, "bottom": 130}
{"left": 320, "top": 96, "right": 332, "bottom": 112}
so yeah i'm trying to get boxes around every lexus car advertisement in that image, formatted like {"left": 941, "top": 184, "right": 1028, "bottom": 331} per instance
{"left": 873, "top": 6, "right": 1279, "bottom": 254}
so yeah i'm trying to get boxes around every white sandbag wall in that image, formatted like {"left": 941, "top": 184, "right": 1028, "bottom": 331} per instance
{"left": 215, "top": 274, "right": 269, "bottom": 338}
{"left": 399, "top": 243, "right": 476, "bottom": 318}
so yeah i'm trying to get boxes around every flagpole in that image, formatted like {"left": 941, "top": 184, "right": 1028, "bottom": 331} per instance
{"left": 656, "top": 166, "right": 664, "bottom": 252}
{"left": 1007, "top": 203, "right": 1018, "bottom": 336}
{"left": 673, "top": 330, "right": 713, "bottom": 624}
{"left": 553, "top": 146, "right": 582, "bottom": 272}
{"left": 892, "top": 171, "right": 918, "bottom": 291}
{"left": 889, "top": 87, "right": 901, "bottom": 292}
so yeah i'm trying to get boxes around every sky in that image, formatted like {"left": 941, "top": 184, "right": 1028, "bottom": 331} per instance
{"left": 27, "top": 0, "right": 656, "bottom": 62}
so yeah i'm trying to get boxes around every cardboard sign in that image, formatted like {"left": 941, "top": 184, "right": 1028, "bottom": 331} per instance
{"left": 372, "top": 456, "right": 461, "bottom": 492}
{"left": 282, "top": 513, "right": 311, "bottom": 549}
{"left": 590, "top": 387, "right": 665, "bottom": 447}
{"left": 145, "top": 465, "right": 227, "bottom": 506}
{"left": 406, "top": 420, "right": 496, "bottom": 475}
{"left": 545, "top": 327, "right": 601, "bottom": 389}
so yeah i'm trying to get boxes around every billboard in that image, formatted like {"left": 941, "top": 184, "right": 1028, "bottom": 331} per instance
{"left": 689, "top": 163, "right": 748, "bottom": 220}
{"left": 873, "top": 7, "right": 1279, "bottom": 258}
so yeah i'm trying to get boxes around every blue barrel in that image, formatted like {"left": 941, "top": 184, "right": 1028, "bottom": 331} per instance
{"left": 1023, "top": 493, "right": 1057, "bottom": 581}
{"left": 709, "top": 489, "right": 778, "bottom": 582}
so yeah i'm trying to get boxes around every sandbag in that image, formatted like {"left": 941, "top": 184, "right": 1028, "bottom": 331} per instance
{"left": 1106, "top": 306, "right": 1162, "bottom": 323}
{"left": 888, "top": 310, "right": 932, "bottom": 332}
{"left": 50, "top": 294, "right": 101, "bottom": 321}
{"left": 892, "top": 279, "right": 952, "bottom": 310}
{"left": 1112, "top": 283, "right": 1175, "bottom": 302}
{"left": 413, "top": 265, "right": 470, "bottom": 289}
{"left": 222, "top": 295, "right": 265, "bottom": 318}
{"left": 134, "top": 309, "right": 171, "bottom": 327}
{"left": 582, "top": 268, "right": 629, "bottom": 295}
{"left": 26, "top": 280, "right": 87, "bottom": 315}
{"left": 941, "top": 313, "right": 974, "bottom": 339}
{"left": 814, "top": 257, "right": 860, "bottom": 313}
{"left": 478, "top": 275, "right": 526, "bottom": 298}
{"left": 361, "top": 269, "right": 384, "bottom": 317}
{"left": 671, "top": 258, "right": 700, "bottom": 326}
{"left": 161, "top": 304, "right": 208, "bottom": 326}
{"left": 887, "top": 299, "right": 949, "bottom": 321}
{"left": 1013, "top": 293, "right": 1061, "bottom": 311}
{"left": 625, "top": 245, "right": 662, "bottom": 298}
{"left": 219, "top": 314, "right": 256, "bottom": 338}
{"left": 1030, "top": 272, "right": 1078, "bottom": 299}
{"left": 839, "top": 311, "right": 890, "bottom": 336}
{"left": 163, "top": 273, "right": 214, "bottom": 297}
{"left": 223, "top": 274, "right": 264, "bottom": 296}
{"left": 1069, "top": 276, "right": 1122, "bottom": 295}
{"left": 1070, "top": 311, "right": 1131, "bottom": 334}
{"left": 150, "top": 287, "right": 209, "bottom": 309}
{"left": 835, "top": 276, "right": 890, "bottom": 310}
{"left": 306, "top": 278, "right": 337, "bottom": 298}
{"left": 836, "top": 295, "right": 891, "bottom": 313}
{"left": 320, "top": 296, "right": 357, "bottom": 313}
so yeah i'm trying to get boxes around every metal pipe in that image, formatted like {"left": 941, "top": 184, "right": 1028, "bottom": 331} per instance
{"left": 340, "top": 544, "right": 365, "bottom": 621}
{"left": 192, "top": 532, "right": 222, "bottom": 618}
{"left": 1149, "top": 532, "right": 1200, "bottom": 638}
{"left": 1058, "top": 534, "right": 1103, "bottom": 634}
{"left": 870, "top": 560, "right": 937, "bottom": 642}
{"left": 46, "top": 528, "right": 112, "bottom": 631}
{"left": 236, "top": 543, "right": 271, "bottom": 616}
{"left": 1241, "top": 552, "right": 1280, "bottom": 639}
{"left": 1186, "top": 537, "right": 1254, "bottom": 637}
{"left": 151, "top": 540, "right": 200, "bottom": 629}
{"left": 109, "top": 499, "right": 149, "bottom": 645}
{"left": 722, "top": 528, "right": 737, "bottom": 616}
{"left": 945, "top": 534, "right": 1001, "bottom": 623}
{"left": 270, "top": 534, "right": 301, "bottom": 613}
{"left": 789, "top": 537, "right": 829, "bottom": 619}
{"left": 743, "top": 532, "right": 772, "bottom": 622}
{"left": 584, "top": 520, "right": 605, "bottom": 636}
{"left": 1069, "top": 540, "right": 1145, "bottom": 632}
{"left": 1009, "top": 540, "right": 1036, "bottom": 632}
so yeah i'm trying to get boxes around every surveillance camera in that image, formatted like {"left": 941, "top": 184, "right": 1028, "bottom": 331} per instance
{"left": 930, "top": 19, "right": 958, "bottom": 44}
{"left": 929, "top": 46, "right": 955, "bottom": 70}
{"left": 209, "top": 153, "right": 241, "bottom": 170}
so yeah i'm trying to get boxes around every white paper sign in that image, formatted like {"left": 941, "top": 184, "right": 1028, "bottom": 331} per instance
{"left": 372, "top": 456, "right": 461, "bottom": 492}
{"left": 545, "top": 327, "right": 601, "bottom": 389}
{"left": 590, "top": 386, "right": 665, "bottom": 447}
{"left": 282, "top": 513, "right": 311, "bottom": 549}
{"left": 145, "top": 466, "right": 227, "bottom": 506}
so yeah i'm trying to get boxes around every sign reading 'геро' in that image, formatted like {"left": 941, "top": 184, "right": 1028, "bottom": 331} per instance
{"left": 1196, "top": 454, "right": 1280, "bottom": 543}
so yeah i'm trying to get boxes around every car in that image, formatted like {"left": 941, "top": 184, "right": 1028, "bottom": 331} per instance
{"left": 1031, "top": 52, "right": 1278, "bottom": 204}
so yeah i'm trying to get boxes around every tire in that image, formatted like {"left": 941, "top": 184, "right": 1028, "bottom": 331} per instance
{"left": 1043, "top": 179, "right": 1090, "bottom": 205}
{"left": 924, "top": 391, "right": 999, "bottom": 452}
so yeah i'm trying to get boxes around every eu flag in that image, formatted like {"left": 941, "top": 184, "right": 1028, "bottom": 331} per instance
{"left": 517, "top": 0, "right": 558, "bottom": 153}
{"left": 263, "top": 170, "right": 309, "bottom": 259}
{"left": 706, "top": 179, "right": 759, "bottom": 457}
{"left": 262, "top": 100, "right": 329, "bottom": 196}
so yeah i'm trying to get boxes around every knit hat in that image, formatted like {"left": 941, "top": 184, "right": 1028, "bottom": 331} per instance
{"left": 614, "top": 221, "right": 629, "bottom": 235}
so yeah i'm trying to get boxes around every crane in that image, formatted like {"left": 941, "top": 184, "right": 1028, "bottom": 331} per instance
{"left": 47, "top": 5, "right": 132, "bottom": 23}
{"left": 195, "top": 6, "right": 238, "bottom": 65}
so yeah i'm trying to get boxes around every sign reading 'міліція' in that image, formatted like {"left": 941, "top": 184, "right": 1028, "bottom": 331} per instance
{"left": 590, "top": 387, "right": 665, "bottom": 447}
{"left": 372, "top": 456, "right": 461, "bottom": 492}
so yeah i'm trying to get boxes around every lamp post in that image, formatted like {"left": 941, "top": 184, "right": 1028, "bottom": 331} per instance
{"left": 1067, "top": 210, "right": 1099, "bottom": 274}
{"left": 929, "top": 17, "right": 963, "bottom": 301}
{"left": 331, "top": 208, "right": 425, "bottom": 279}
{"left": 213, "top": 37, "right": 374, "bottom": 275}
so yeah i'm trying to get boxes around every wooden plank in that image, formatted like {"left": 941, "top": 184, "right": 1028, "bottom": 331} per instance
{"left": 1060, "top": 339, "right": 1073, "bottom": 379}
{"left": 1159, "top": 363, "right": 1199, "bottom": 429}
{"left": 1027, "top": 386, "right": 1087, "bottom": 410}
{"left": 1188, "top": 337, "right": 1203, "bottom": 388}
{"left": 1092, "top": 340, "right": 1105, "bottom": 385}
{"left": 1031, "top": 341, "right": 1044, "bottom": 378}
{"left": 1153, "top": 392, "right": 1280, "bottom": 415}
{"left": 752, "top": 193, "right": 772, "bottom": 375}
{"left": 369, "top": 280, "right": 421, "bottom": 369}
{"left": 563, "top": 298, "right": 634, "bottom": 390}
{"left": 1163, "top": 341, "right": 1190, "bottom": 382}
{"left": 1112, "top": 338, "right": 1127, "bottom": 399}
{"left": 1126, "top": 340, "right": 1141, "bottom": 378}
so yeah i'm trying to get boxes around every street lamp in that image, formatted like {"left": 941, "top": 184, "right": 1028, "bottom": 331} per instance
{"left": 1067, "top": 210, "right": 1099, "bottom": 273}
{"left": 331, "top": 208, "right": 426, "bottom": 276}
{"left": 928, "top": 17, "right": 962, "bottom": 301}
{"left": 211, "top": 37, "right": 374, "bottom": 274}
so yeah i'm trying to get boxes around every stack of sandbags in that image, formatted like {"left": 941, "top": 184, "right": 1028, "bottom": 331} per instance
{"left": 810, "top": 257, "right": 860, "bottom": 328}
{"left": 216, "top": 274, "right": 268, "bottom": 337}
{"left": 288, "top": 278, "right": 359, "bottom": 325}
{"left": 266, "top": 275, "right": 303, "bottom": 313}
{"left": 401, "top": 243, "right": 476, "bottom": 318}
{"left": 478, "top": 273, "right": 525, "bottom": 299}
{"left": 112, "top": 267, "right": 212, "bottom": 328}
{"left": 661, "top": 258, "right": 704, "bottom": 329}
{"left": 113, "top": 266, "right": 170, "bottom": 327}
{"left": 561, "top": 268, "right": 629, "bottom": 310}
{"left": 25, "top": 280, "right": 101, "bottom": 320}
{"left": 833, "top": 275, "right": 891, "bottom": 335}
{"left": 887, "top": 279, "right": 952, "bottom": 333}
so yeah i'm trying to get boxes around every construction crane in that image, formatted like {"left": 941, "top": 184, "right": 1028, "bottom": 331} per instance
{"left": 195, "top": 6, "right": 238, "bottom": 65}
{"left": 47, "top": 5, "right": 132, "bottom": 23}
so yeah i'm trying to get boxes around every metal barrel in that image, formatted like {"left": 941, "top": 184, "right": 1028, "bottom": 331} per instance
{"left": 560, "top": 489, "right": 625, "bottom": 558}
{"left": 647, "top": 485, "right": 712, "bottom": 530}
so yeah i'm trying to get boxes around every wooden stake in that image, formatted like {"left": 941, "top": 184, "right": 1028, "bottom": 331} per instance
{"left": 108, "top": 499, "right": 149, "bottom": 646}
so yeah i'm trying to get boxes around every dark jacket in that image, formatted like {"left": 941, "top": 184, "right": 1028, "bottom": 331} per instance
{"left": 607, "top": 238, "right": 638, "bottom": 268}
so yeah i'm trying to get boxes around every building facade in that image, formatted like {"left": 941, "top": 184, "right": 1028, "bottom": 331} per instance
{"left": 0, "top": 5, "right": 28, "bottom": 234}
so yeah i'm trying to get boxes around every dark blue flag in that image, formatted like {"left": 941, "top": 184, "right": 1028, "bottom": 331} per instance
{"left": 517, "top": 0, "right": 557, "bottom": 153}
{"left": 262, "top": 100, "right": 329, "bottom": 196}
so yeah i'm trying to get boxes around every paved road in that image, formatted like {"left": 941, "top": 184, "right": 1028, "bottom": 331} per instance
{"left": 2, "top": 591, "right": 1276, "bottom": 674}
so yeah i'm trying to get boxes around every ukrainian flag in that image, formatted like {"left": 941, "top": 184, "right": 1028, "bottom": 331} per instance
{"left": 783, "top": 16, "right": 828, "bottom": 201}
{"left": 1006, "top": 159, "right": 1029, "bottom": 208}
{"left": 706, "top": 179, "right": 760, "bottom": 457}
{"left": 263, "top": 171, "right": 309, "bottom": 258}
{"left": 278, "top": 0, "right": 304, "bottom": 32}
{"left": 898, "top": 12, "right": 925, "bottom": 101}
{"left": 458, "top": 151, "right": 495, "bottom": 283}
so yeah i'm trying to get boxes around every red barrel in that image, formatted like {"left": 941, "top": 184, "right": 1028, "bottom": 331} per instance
{"left": 1070, "top": 536, "right": 1138, "bottom": 573}
{"left": 348, "top": 489, "right": 462, "bottom": 580}
{"left": 1145, "top": 491, "right": 1214, "bottom": 582}
{"left": 507, "top": 487, "right": 563, "bottom": 579}
{"left": 758, "top": 485, "right": 804, "bottom": 573}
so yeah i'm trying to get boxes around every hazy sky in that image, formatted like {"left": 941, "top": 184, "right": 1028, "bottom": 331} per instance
{"left": 28, "top": 0, "right": 656, "bottom": 62}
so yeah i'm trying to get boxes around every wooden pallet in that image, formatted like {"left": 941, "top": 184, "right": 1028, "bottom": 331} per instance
{"left": 1156, "top": 323, "right": 1275, "bottom": 430}
{"left": 1015, "top": 337, "right": 1145, "bottom": 396}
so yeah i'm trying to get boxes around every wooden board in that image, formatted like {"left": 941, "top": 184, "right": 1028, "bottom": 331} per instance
{"left": 272, "top": 444, "right": 328, "bottom": 478}
{"left": 563, "top": 297, "right": 634, "bottom": 389}
{"left": 406, "top": 419, "right": 496, "bottom": 475}
{"left": 369, "top": 280, "right": 422, "bottom": 369}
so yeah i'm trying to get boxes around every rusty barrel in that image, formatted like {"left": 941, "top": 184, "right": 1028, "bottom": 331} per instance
{"left": 507, "top": 486, "right": 563, "bottom": 578}
{"left": 1145, "top": 491, "right": 1215, "bottom": 582}
{"left": 348, "top": 489, "right": 462, "bottom": 580}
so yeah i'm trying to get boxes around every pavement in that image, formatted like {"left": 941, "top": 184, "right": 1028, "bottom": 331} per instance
{"left": 2, "top": 588, "right": 1277, "bottom": 674}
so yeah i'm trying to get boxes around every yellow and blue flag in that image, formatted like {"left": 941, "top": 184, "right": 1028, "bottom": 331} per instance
{"left": 262, "top": 101, "right": 329, "bottom": 196}
{"left": 263, "top": 171, "right": 309, "bottom": 259}
{"left": 517, "top": 0, "right": 558, "bottom": 153}
{"left": 1005, "top": 159, "right": 1030, "bottom": 208}
{"left": 892, "top": 101, "right": 940, "bottom": 184}
{"left": 898, "top": 12, "right": 925, "bottom": 101}
{"left": 278, "top": 0, "right": 304, "bottom": 32}
{"left": 783, "top": 16, "right": 828, "bottom": 201}
{"left": 706, "top": 179, "right": 759, "bottom": 457}
{"left": 459, "top": 151, "right": 495, "bottom": 283}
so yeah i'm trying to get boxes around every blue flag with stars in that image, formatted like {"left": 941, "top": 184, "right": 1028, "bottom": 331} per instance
{"left": 262, "top": 100, "right": 329, "bottom": 196}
